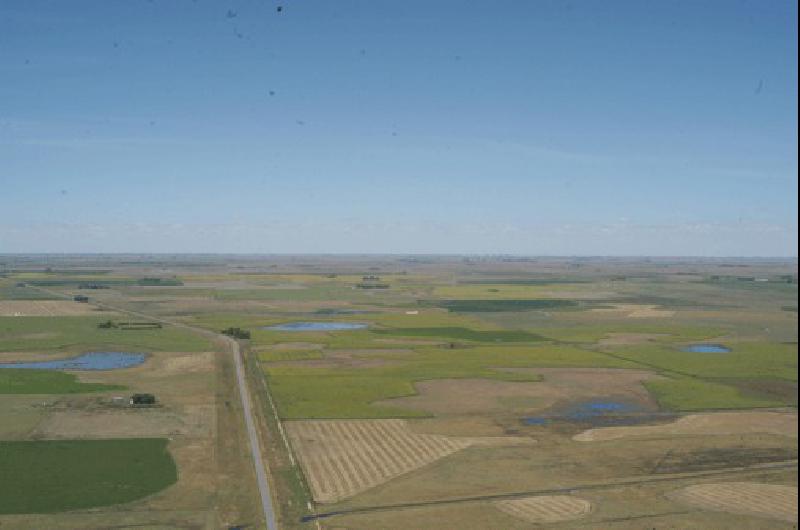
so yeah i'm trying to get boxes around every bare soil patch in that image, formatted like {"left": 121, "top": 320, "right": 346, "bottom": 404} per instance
{"left": 0, "top": 300, "right": 104, "bottom": 316}
{"left": 494, "top": 495, "right": 591, "bottom": 523}
{"left": 31, "top": 404, "right": 214, "bottom": 439}
{"left": 668, "top": 482, "right": 798, "bottom": 523}
{"left": 574, "top": 411, "right": 798, "bottom": 442}
{"left": 589, "top": 303, "right": 676, "bottom": 318}
{"left": 378, "top": 368, "right": 662, "bottom": 417}
{"left": 159, "top": 352, "right": 215, "bottom": 375}
{"left": 629, "top": 305, "right": 676, "bottom": 318}
{"left": 286, "top": 419, "right": 532, "bottom": 503}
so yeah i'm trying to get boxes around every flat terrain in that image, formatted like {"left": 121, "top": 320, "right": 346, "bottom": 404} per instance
{"left": 0, "top": 255, "right": 796, "bottom": 528}
{"left": 0, "top": 438, "right": 177, "bottom": 514}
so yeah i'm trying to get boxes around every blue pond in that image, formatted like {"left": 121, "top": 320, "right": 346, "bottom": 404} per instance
{"left": 264, "top": 322, "right": 368, "bottom": 332}
{"left": 523, "top": 400, "right": 646, "bottom": 427}
{"left": 0, "top": 352, "right": 146, "bottom": 371}
{"left": 684, "top": 344, "right": 731, "bottom": 353}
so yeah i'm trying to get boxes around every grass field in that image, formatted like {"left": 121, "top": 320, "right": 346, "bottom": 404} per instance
{"left": 371, "top": 327, "right": 546, "bottom": 343}
{"left": 0, "top": 316, "right": 212, "bottom": 352}
{"left": 0, "top": 438, "right": 177, "bottom": 514}
{"left": 609, "top": 342, "right": 798, "bottom": 380}
{"left": 0, "top": 369, "right": 123, "bottom": 394}
{"left": 423, "top": 299, "right": 580, "bottom": 312}
{"left": 644, "top": 376, "right": 785, "bottom": 411}
{"left": 0, "top": 281, "right": 60, "bottom": 300}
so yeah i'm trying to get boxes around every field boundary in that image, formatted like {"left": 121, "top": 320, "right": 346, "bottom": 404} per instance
{"left": 302, "top": 459, "right": 798, "bottom": 522}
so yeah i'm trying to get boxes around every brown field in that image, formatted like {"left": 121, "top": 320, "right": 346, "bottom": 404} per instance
{"left": 494, "top": 495, "right": 592, "bottom": 523}
{"left": 574, "top": 411, "right": 798, "bottom": 442}
{"left": 0, "top": 300, "right": 106, "bottom": 316}
{"left": 378, "top": 368, "right": 661, "bottom": 417}
{"left": 286, "top": 419, "right": 533, "bottom": 503}
{"left": 668, "top": 482, "right": 798, "bottom": 523}
{"left": 590, "top": 303, "right": 676, "bottom": 318}
{"left": 31, "top": 404, "right": 214, "bottom": 439}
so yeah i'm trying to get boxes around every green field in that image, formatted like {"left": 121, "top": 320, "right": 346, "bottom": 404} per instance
{"left": 0, "top": 316, "right": 212, "bottom": 352}
{"left": 609, "top": 342, "right": 798, "bottom": 381}
{"left": 423, "top": 299, "right": 580, "bottom": 312}
{"left": 371, "top": 326, "right": 546, "bottom": 342}
{"left": 0, "top": 282, "right": 60, "bottom": 300}
{"left": 0, "top": 369, "right": 123, "bottom": 394}
{"left": 0, "top": 438, "right": 177, "bottom": 514}
{"left": 265, "top": 344, "right": 636, "bottom": 418}
{"left": 645, "top": 376, "right": 785, "bottom": 411}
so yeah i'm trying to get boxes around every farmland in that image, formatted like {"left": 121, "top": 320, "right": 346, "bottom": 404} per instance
{"left": 0, "top": 369, "right": 123, "bottom": 394}
{"left": 0, "top": 438, "right": 177, "bottom": 514}
{"left": 0, "top": 255, "right": 796, "bottom": 529}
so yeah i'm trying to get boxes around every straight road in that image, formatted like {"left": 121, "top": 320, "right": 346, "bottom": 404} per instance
{"left": 227, "top": 336, "right": 279, "bottom": 530}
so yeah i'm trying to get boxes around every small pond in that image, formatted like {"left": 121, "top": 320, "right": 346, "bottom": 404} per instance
{"left": 522, "top": 400, "right": 666, "bottom": 427}
{"left": 684, "top": 344, "right": 731, "bottom": 353}
{"left": 263, "top": 322, "right": 368, "bottom": 332}
{"left": 0, "top": 351, "right": 146, "bottom": 371}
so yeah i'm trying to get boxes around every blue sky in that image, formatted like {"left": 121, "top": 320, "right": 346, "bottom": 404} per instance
{"left": 0, "top": 0, "right": 797, "bottom": 255}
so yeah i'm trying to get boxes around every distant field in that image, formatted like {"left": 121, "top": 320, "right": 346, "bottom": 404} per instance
{"left": 0, "top": 282, "right": 60, "bottom": 300}
{"left": 0, "top": 438, "right": 177, "bottom": 514}
{"left": 610, "top": 342, "right": 798, "bottom": 381}
{"left": 371, "top": 327, "right": 546, "bottom": 343}
{"left": 424, "top": 299, "right": 580, "bottom": 312}
{"left": 0, "top": 369, "right": 123, "bottom": 394}
{"left": 0, "top": 300, "right": 102, "bottom": 316}
{"left": 645, "top": 377, "right": 785, "bottom": 411}
{"left": 0, "top": 316, "right": 212, "bottom": 352}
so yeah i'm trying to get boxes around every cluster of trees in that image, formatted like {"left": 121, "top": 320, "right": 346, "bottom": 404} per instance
{"left": 222, "top": 327, "right": 251, "bottom": 339}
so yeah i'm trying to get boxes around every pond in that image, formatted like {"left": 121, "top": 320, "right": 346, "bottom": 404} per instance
{"left": 684, "top": 344, "right": 731, "bottom": 353}
{"left": 0, "top": 351, "right": 146, "bottom": 371}
{"left": 263, "top": 322, "right": 368, "bottom": 332}
{"left": 522, "top": 400, "right": 668, "bottom": 427}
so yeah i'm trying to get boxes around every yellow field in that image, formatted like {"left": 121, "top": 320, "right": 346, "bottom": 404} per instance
{"left": 494, "top": 495, "right": 592, "bottom": 523}
{"left": 0, "top": 300, "right": 104, "bottom": 316}
{"left": 669, "top": 482, "right": 798, "bottom": 523}
{"left": 286, "top": 419, "right": 531, "bottom": 503}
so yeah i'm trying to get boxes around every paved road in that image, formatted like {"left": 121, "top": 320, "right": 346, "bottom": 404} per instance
{"left": 34, "top": 288, "right": 279, "bottom": 530}
{"left": 227, "top": 336, "right": 279, "bottom": 530}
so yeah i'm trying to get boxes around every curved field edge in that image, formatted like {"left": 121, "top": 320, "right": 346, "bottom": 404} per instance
{"left": 264, "top": 345, "right": 637, "bottom": 419}
{"left": 0, "top": 438, "right": 177, "bottom": 514}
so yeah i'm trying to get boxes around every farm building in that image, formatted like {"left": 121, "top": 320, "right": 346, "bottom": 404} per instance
{"left": 130, "top": 393, "right": 156, "bottom": 406}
